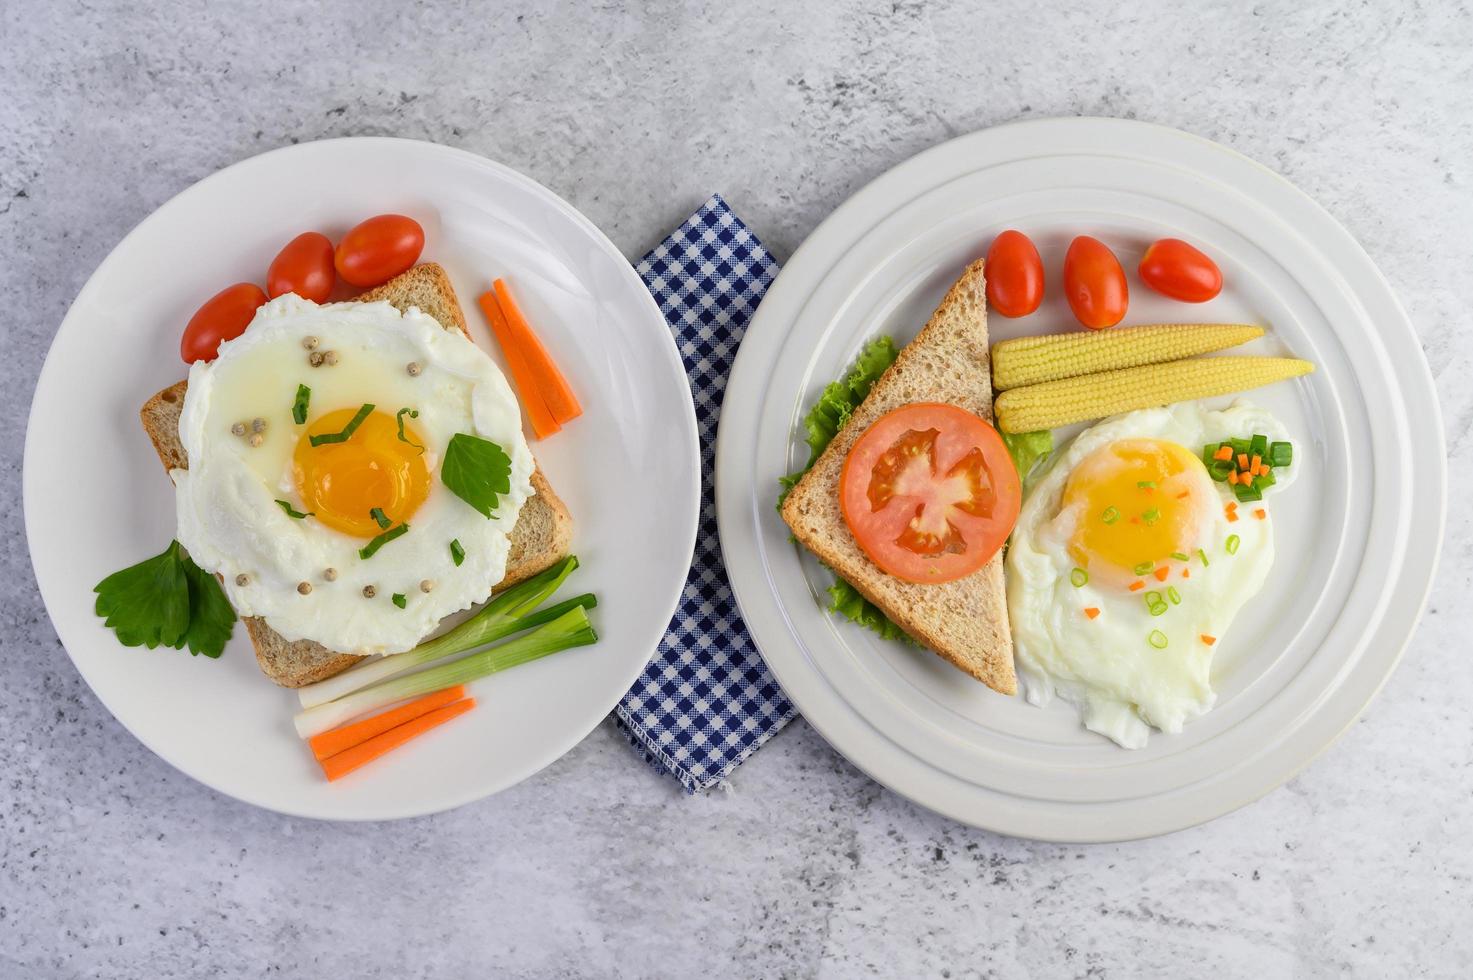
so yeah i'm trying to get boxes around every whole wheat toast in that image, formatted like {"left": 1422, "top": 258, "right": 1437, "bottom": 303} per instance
{"left": 780, "top": 258, "right": 1016, "bottom": 695}
{"left": 141, "top": 263, "right": 573, "bottom": 687}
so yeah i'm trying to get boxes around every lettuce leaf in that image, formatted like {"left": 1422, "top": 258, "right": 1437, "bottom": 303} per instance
{"left": 778, "top": 336, "right": 909, "bottom": 643}
{"left": 1001, "top": 429, "right": 1053, "bottom": 485}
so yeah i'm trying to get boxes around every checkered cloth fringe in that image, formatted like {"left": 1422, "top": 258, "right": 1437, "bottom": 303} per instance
{"left": 613, "top": 195, "right": 796, "bottom": 792}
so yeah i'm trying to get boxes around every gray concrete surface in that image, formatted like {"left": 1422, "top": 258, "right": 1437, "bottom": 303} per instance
{"left": 2, "top": 1, "right": 1471, "bottom": 977}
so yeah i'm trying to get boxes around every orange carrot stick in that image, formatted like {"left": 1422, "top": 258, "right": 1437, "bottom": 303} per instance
{"left": 320, "top": 698, "right": 476, "bottom": 782}
{"left": 1128, "top": 581, "right": 1145, "bottom": 592}
{"left": 308, "top": 685, "right": 468, "bottom": 761}
{"left": 492, "top": 279, "right": 583, "bottom": 425}
{"left": 1084, "top": 607, "right": 1101, "bottom": 620}
{"left": 1153, "top": 567, "right": 1170, "bottom": 582}
{"left": 1200, "top": 635, "right": 1217, "bottom": 646}
{"left": 478, "top": 290, "right": 562, "bottom": 439}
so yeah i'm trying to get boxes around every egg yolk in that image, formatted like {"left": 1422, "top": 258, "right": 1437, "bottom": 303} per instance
{"left": 293, "top": 407, "right": 430, "bottom": 538}
{"left": 1062, "top": 438, "right": 1210, "bottom": 580}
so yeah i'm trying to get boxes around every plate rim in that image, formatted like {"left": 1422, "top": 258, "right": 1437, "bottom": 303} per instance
{"left": 715, "top": 116, "right": 1447, "bottom": 842}
{"left": 23, "top": 135, "right": 701, "bottom": 821}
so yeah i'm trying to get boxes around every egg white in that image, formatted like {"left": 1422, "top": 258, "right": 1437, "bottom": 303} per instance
{"left": 1006, "top": 401, "right": 1295, "bottom": 748}
{"left": 173, "top": 294, "right": 535, "bottom": 655}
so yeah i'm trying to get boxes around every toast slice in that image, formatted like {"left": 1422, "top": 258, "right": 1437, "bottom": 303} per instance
{"left": 140, "top": 263, "right": 573, "bottom": 687}
{"left": 780, "top": 258, "right": 1016, "bottom": 695}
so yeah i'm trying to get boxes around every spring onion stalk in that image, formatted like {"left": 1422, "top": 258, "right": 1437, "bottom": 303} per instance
{"left": 294, "top": 605, "right": 598, "bottom": 738}
{"left": 296, "top": 556, "right": 581, "bottom": 708}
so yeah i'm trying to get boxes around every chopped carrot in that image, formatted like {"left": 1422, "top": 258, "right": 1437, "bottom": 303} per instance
{"left": 1213, "top": 445, "right": 1233, "bottom": 462}
{"left": 1182, "top": 568, "right": 1191, "bottom": 579}
{"left": 307, "top": 685, "right": 467, "bottom": 761}
{"left": 478, "top": 291, "right": 561, "bottom": 439}
{"left": 1254, "top": 508, "right": 1267, "bottom": 520}
{"left": 1226, "top": 510, "right": 1239, "bottom": 523}
{"left": 1128, "top": 581, "right": 1145, "bottom": 592}
{"left": 1237, "top": 453, "right": 1249, "bottom": 470}
{"left": 1227, "top": 471, "right": 1239, "bottom": 485}
{"left": 320, "top": 698, "right": 476, "bottom": 782}
{"left": 493, "top": 279, "right": 583, "bottom": 426}
{"left": 1153, "top": 566, "right": 1169, "bottom": 582}
{"left": 1251, "top": 454, "right": 1262, "bottom": 473}
{"left": 1200, "top": 634, "right": 1217, "bottom": 646}
{"left": 1130, "top": 516, "right": 1141, "bottom": 525}
{"left": 1176, "top": 490, "right": 1190, "bottom": 499}
{"left": 1261, "top": 464, "right": 1272, "bottom": 476}
{"left": 1084, "top": 607, "right": 1101, "bottom": 620}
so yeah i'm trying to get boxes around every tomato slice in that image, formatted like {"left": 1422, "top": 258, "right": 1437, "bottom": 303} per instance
{"left": 840, "top": 403, "right": 1021, "bottom": 584}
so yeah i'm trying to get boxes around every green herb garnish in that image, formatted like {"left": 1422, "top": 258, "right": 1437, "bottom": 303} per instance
{"left": 309, "top": 403, "right": 375, "bottom": 446}
{"left": 442, "top": 433, "right": 512, "bottom": 518}
{"left": 391, "top": 593, "right": 407, "bottom": 609}
{"left": 1101, "top": 507, "right": 1120, "bottom": 525}
{"left": 359, "top": 523, "right": 409, "bottom": 559}
{"left": 1142, "top": 507, "right": 1161, "bottom": 525}
{"left": 1070, "top": 568, "right": 1089, "bottom": 588}
{"left": 1226, "top": 534, "right": 1241, "bottom": 555}
{"left": 276, "top": 499, "right": 313, "bottom": 520}
{"left": 1137, "top": 480, "right": 1156, "bottom": 490}
{"left": 1167, "top": 586, "right": 1182, "bottom": 605}
{"left": 369, "top": 507, "right": 391, "bottom": 529}
{"left": 1148, "top": 630, "right": 1168, "bottom": 649}
{"left": 1197, "top": 548, "right": 1210, "bottom": 567}
{"left": 1170, "top": 551, "right": 1190, "bottom": 561}
{"left": 396, "top": 407, "right": 424, "bottom": 454}
{"left": 93, "top": 540, "right": 235, "bottom": 658}
{"left": 450, "top": 539, "right": 465, "bottom": 567}
{"left": 292, "top": 384, "right": 311, "bottom": 425}
{"left": 1133, "top": 561, "right": 1154, "bottom": 576}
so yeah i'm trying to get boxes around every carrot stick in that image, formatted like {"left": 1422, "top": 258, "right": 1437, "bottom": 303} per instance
{"left": 492, "top": 279, "right": 583, "bottom": 425}
{"left": 320, "top": 698, "right": 477, "bottom": 782}
{"left": 478, "top": 291, "right": 562, "bottom": 439}
{"left": 307, "top": 685, "right": 467, "bottom": 761}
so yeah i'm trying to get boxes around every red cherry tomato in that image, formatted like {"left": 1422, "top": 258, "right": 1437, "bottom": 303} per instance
{"left": 1063, "top": 236, "right": 1128, "bottom": 330}
{"left": 267, "top": 232, "right": 336, "bottom": 302}
{"left": 984, "top": 230, "right": 1045, "bottom": 318}
{"left": 1138, "top": 238, "right": 1223, "bottom": 302}
{"left": 180, "top": 283, "right": 268, "bottom": 363}
{"left": 334, "top": 214, "right": 425, "bottom": 288}
{"left": 840, "top": 403, "right": 1021, "bottom": 584}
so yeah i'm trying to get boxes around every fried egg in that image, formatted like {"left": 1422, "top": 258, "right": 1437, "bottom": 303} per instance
{"left": 1005, "top": 401, "right": 1295, "bottom": 748}
{"left": 173, "top": 294, "right": 534, "bottom": 655}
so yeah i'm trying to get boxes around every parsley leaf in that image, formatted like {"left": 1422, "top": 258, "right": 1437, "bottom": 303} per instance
{"left": 276, "top": 499, "right": 313, "bottom": 520}
{"left": 391, "top": 593, "right": 407, "bottom": 609}
{"left": 292, "top": 384, "right": 311, "bottom": 425}
{"left": 309, "top": 403, "right": 374, "bottom": 446}
{"left": 441, "top": 433, "right": 512, "bottom": 518}
{"left": 396, "top": 408, "right": 424, "bottom": 454}
{"left": 93, "top": 541, "right": 234, "bottom": 658}
{"left": 359, "top": 523, "right": 409, "bottom": 560}
{"left": 450, "top": 539, "right": 465, "bottom": 566}
{"left": 369, "top": 507, "right": 391, "bottom": 529}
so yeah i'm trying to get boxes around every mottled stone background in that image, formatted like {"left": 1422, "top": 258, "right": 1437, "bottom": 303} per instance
{"left": 3, "top": 1, "right": 1470, "bottom": 977}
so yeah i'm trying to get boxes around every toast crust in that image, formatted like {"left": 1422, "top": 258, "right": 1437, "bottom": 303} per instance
{"left": 780, "top": 258, "right": 1016, "bottom": 695}
{"left": 141, "top": 263, "right": 573, "bottom": 686}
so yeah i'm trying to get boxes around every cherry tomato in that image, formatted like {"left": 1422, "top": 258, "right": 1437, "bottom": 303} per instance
{"left": 840, "top": 403, "right": 1021, "bottom": 584}
{"left": 334, "top": 214, "right": 425, "bottom": 288}
{"left": 984, "top": 230, "right": 1045, "bottom": 318}
{"left": 180, "top": 283, "right": 268, "bottom": 363}
{"left": 267, "top": 231, "right": 336, "bottom": 302}
{"left": 1063, "top": 236, "right": 1128, "bottom": 329}
{"left": 1138, "top": 238, "right": 1223, "bottom": 302}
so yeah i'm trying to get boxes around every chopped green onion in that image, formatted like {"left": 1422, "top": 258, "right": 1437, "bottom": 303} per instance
{"left": 1167, "top": 586, "right": 1182, "bottom": 605}
{"left": 1208, "top": 460, "right": 1233, "bottom": 482}
{"left": 1144, "top": 590, "right": 1162, "bottom": 606}
{"left": 1070, "top": 568, "right": 1089, "bottom": 588}
{"left": 395, "top": 407, "right": 424, "bottom": 454}
{"left": 450, "top": 539, "right": 465, "bottom": 567}
{"left": 275, "top": 499, "right": 312, "bottom": 520}
{"left": 1101, "top": 507, "right": 1120, "bottom": 525}
{"left": 369, "top": 507, "right": 391, "bottom": 529}
{"left": 391, "top": 593, "right": 406, "bottom": 609}
{"left": 1249, "top": 433, "right": 1269, "bottom": 458}
{"left": 1232, "top": 481, "right": 1263, "bottom": 503}
{"left": 359, "top": 523, "right": 409, "bottom": 559}
{"left": 1142, "top": 507, "right": 1161, "bottom": 525}
{"left": 1226, "top": 534, "right": 1241, "bottom": 555}
{"left": 292, "top": 604, "right": 598, "bottom": 737}
{"left": 1230, "top": 438, "right": 1250, "bottom": 455}
{"left": 1149, "top": 602, "right": 1168, "bottom": 617}
{"left": 1197, "top": 548, "right": 1210, "bottom": 567}
{"left": 1147, "top": 630, "right": 1168, "bottom": 649}
{"left": 1137, "top": 480, "right": 1156, "bottom": 490}
{"left": 1257, "top": 468, "right": 1277, "bottom": 489}
{"left": 309, "top": 403, "right": 374, "bottom": 446}
{"left": 1170, "top": 552, "right": 1190, "bottom": 561}
{"left": 1269, "top": 441, "right": 1293, "bottom": 467}
{"left": 292, "top": 384, "right": 311, "bottom": 425}
{"left": 1133, "top": 561, "right": 1154, "bottom": 575}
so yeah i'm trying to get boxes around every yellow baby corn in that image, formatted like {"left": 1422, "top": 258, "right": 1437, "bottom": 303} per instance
{"left": 991, "top": 323, "right": 1265, "bottom": 391}
{"left": 993, "top": 356, "right": 1315, "bottom": 433}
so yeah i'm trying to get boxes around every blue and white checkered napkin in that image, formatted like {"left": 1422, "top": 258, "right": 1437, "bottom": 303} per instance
{"left": 614, "top": 195, "right": 796, "bottom": 792}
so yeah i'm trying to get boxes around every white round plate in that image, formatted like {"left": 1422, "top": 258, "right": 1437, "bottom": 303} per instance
{"left": 716, "top": 118, "right": 1445, "bottom": 842}
{"left": 25, "top": 138, "right": 699, "bottom": 820}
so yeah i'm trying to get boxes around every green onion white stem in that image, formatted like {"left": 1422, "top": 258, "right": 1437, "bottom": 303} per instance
{"left": 296, "top": 556, "right": 581, "bottom": 708}
{"left": 294, "top": 604, "right": 597, "bottom": 738}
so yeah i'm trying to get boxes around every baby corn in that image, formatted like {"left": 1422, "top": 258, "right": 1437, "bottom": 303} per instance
{"left": 993, "top": 356, "right": 1314, "bottom": 433}
{"left": 991, "top": 323, "right": 1265, "bottom": 390}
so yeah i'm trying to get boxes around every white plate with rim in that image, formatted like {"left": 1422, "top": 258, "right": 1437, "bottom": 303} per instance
{"left": 716, "top": 117, "right": 1445, "bottom": 842}
{"left": 24, "top": 137, "right": 699, "bottom": 821}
